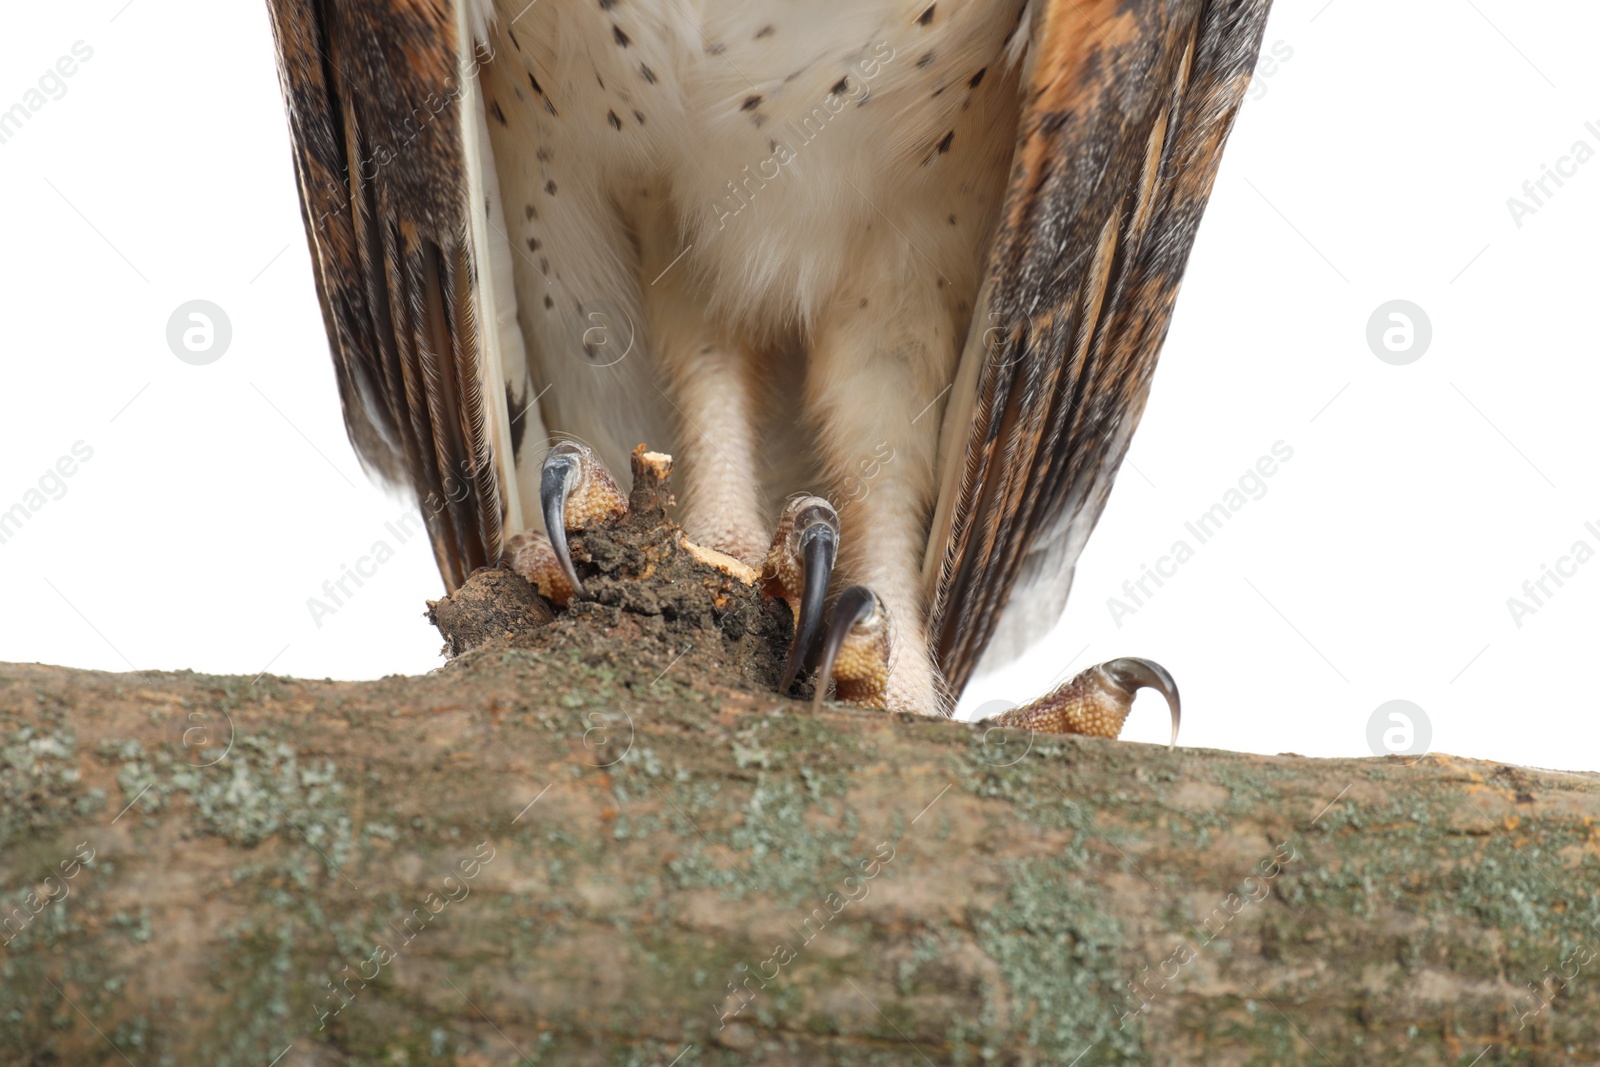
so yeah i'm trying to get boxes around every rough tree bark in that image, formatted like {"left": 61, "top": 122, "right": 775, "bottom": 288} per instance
{"left": 3, "top": 454, "right": 1598, "bottom": 1066}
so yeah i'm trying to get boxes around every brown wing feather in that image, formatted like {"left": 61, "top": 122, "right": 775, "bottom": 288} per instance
{"left": 266, "top": 0, "right": 502, "bottom": 590}
{"left": 931, "top": 0, "right": 1271, "bottom": 694}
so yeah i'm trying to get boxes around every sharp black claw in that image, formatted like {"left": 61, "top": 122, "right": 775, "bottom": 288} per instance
{"left": 1102, "top": 657, "right": 1181, "bottom": 749}
{"left": 780, "top": 501, "right": 839, "bottom": 693}
{"left": 811, "top": 585, "right": 878, "bottom": 713}
{"left": 540, "top": 443, "right": 585, "bottom": 597}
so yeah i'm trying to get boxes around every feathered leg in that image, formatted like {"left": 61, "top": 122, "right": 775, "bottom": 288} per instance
{"left": 802, "top": 257, "right": 959, "bottom": 715}
{"left": 639, "top": 268, "right": 771, "bottom": 567}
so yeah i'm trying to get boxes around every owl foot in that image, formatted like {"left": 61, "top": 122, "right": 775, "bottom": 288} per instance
{"left": 533, "top": 445, "right": 856, "bottom": 705}
{"left": 503, "top": 528, "right": 577, "bottom": 607}
{"left": 759, "top": 496, "right": 841, "bottom": 695}
{"left": 809, "top": 585, "right": 893, "bottom": 710}
{"left": 537, "top": 441, "right": 631, "bottom": 599}
{"left": 527, "top": 447, "right": 935, "bottom": 715}
{"left": 983, "top": 658, "right": 1181, "bottom": 748}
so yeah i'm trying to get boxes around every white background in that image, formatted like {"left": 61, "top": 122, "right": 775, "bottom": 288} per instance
{"left": 1, "top": 1, "right": 1594, "bottom": 770}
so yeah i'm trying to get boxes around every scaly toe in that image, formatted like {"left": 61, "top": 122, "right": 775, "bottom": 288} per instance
{"left": 505, "top": 530, "right": 576, "bottom": 606}
{"left": 812, "top": 585, "right": 891, "bottom": 711}
{"left": 538, "top": 441, "right": 628, "bottom": 597}
{"left": 762, "top": 496, "right": 840, "bottom": 693}
{"left": 986, "top": 657, "right": 1181, "bottom": 749}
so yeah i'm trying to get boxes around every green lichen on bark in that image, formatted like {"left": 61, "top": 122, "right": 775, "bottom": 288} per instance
{"left": 2, "top": 605, "right": 1598, "bottom": 1066}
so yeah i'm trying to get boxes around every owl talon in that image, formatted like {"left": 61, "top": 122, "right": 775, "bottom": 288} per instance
{"left": 762, "top": 497, "right": 841, "bottom": 693}
{"left": 986, "top": 657, "right": 1181, "bottom": 749}
{"left": 811, "top": 585, "right": 891, "bottom": 711}
{"left": 537, "top": 441, "right": 628, "bottom": 598}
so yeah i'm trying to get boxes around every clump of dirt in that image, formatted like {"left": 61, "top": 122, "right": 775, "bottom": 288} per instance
{"left": 427, "top": 567, "right": 553, "bottom": 657}
{"left": 430, "top": 447, "right": 796, "bottom": 700}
